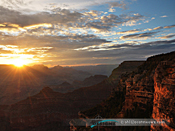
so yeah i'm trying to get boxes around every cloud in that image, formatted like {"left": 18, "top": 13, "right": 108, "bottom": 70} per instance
{"left": 0, "top": 5, "right": 145, "bottom": 36}
{"left": 0, "top": 30, "right": 112, "bottom": 65}
{"left": 116, "top": 24, "right": 173, "bottom": 36}
{"left": 159, "top": 34, "right": 175, "bottom": 39}
{"left": 120, "top": 31, "right": 158, "bottom": 40}
{"left": 164, "top": 24, "right": 175, "bottom": 29}
{"left": 74, "top": 39, "right": 175, "bottom": 52}
{"left": 142, "top": 24, "right": 175, "bottom": 32}
{"left": 0, "top": 6, "right": 82, "bottom": 27}
{"left": 161, "top": 15, "right": 168, "bottom": 18}
{"left": 108, "top": 7, "right": 116, "bottom": 12}
{"left": 0, "top": 0, "right": 31, "bottom": 11}
{"left": 85, "top": 13, "right": 144, "bottom": 31}
{"left": 153, "top": 26, "right": 163, "bottom": 30}
{"left": 0, "top": 48, "right": 14, "bottom": 54}
{"left": 0, "top": 42, "right": 53, "bottom": 56}
{"left": 116, "top": 29, "right": 141, "bottom": 34}
{"left": 108, "top": 1, "right": 127, "bottom": 10}
{"left": 0, "top": 0, "right": 128, "bottom": 12}
{"left": 0, "top": 33, "right": 112, "bottom": 61}
{"left": 121, "top": 13, "right": 144, "bottom": 26}
{"left": 107, "top": 1, "right": 127, "bottom": 12}
{"left": 83, "top": 10, "right": 101, "bottom": 17}
{"left": 74, "top": 43, "right": 135, "bottom": 51}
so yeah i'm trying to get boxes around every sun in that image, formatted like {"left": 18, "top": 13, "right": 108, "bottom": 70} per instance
{"left": 12, "top": 58, "right": 29, "bottom": 67}
{"left": 14, "top": 61, "right": 24, "bottom": 67}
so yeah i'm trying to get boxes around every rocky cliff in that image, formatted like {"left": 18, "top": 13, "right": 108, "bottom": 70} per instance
{"left": 108, "top": 61, "right": 144, "bottom": 84}
{"left": 151, "top": 59, "right": 175, "bottom": 131}
{"left": 76, "top": 51, "right": 175, "bottom": 131}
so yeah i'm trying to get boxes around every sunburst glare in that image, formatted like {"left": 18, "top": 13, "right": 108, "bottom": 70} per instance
{"left": 11, "top": 58, "right": 30, "bottom": 67}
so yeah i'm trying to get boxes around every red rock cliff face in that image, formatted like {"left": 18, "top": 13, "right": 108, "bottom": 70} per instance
{"left": 117, "top": 69, "right": 154, "bottom": 118}
{"left": 151, "top": 60, "right": 175, "bottom": 131}
{"left": 118, "top": 59, "right": 175, "bottom": 130}
{"left": 74, "top": 52, "right": 175, "bottom": 131}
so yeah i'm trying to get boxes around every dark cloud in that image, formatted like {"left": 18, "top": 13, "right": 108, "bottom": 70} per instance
{"left": 115, "top": 25, "right": 167, "bottom": 35}
{"left": 164, "top": 24, "right": 175, "bottom": 29}
{"left": 153, "top": 26, "right": 163, "bottom": 30}
{"left": 116, "top": 29, "right": 140, "bottom": 34}
{"left": 108, "top": 1, "right": 127, "bottom": 10}
{"left": 74, "top": 39, "right": 175, "bottom": 53}
{"left": 0, "top": 5, "right": 144, "bottom": 33}
{"left": 85, "top": 22, "right": 112, "bottom": 31}
{"left": 0, "top": 6, "right": 82, "bottom": 27}
{"left": 0, "top": 33, "right": 111, "bottom": 51}
{"left": 159, "top": 34, "right": 175, "bottom": 39}
{"left": 0, "top": 23, "right": 19, "bottom": 29}
{"left": 120, "top": 31, "right": 158, "bottom": 40}
{"left": 116, "top": 24, "right": 173, "bottom": 35}
{"left": 57, "top": 39, "right": 175, "bottom": 65}
{"left": 85, "top": 13, "right": 144, "bottom": 31}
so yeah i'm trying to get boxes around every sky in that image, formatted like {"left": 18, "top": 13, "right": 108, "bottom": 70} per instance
{"left": 0, "top": 0, "right": 175, "bottom": 67}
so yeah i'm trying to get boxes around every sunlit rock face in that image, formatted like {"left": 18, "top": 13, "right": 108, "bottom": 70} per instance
{"left": 73, "top": 52, "right": 175, "bottom": 131}
{"left": 151, "top": 60, "right": 175, "bottom": 131}
{"left": 118, "top": 67, "right": 154, "bottom": 118}
{"left": 120, "top": 58, "right": 175, "bottom": 131}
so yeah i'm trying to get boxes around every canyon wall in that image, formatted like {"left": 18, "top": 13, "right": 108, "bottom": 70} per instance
{"left": 151, "top": 60, "right": 175, "bottom": 131}
{"left": 75, "top": 51, "right": 175, "bottom": 131}
{"left": 118, "top": 53, "right": 175, "bottom": 131}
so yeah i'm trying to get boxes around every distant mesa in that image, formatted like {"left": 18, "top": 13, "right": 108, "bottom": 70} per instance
{"left": 41, "top": 87, "right": 54, "bottom": 93}
{"left": 52, "top": 75, "right": 109, "bottom": 93}
{"left": 51, "top": 65, "right": 63, "bottom": 69}
{"left": 31, "top": 64, "right": 49, "bottom": 70}
{"left": 59, "top": 81, "right": 72, "bottom": 87}
{"left": 73, "top": 75, "right": 108, "bottom": 87}
{"left": 52, "top": 81, "right": 76, "bottom": 93}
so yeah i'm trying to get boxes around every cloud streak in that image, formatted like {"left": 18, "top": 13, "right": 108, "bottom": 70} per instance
{"left": 120, "top": 31, "right": 158, "bottom": 40}
{"left": 159, "top": 34, "right": 175, "bottom": 39}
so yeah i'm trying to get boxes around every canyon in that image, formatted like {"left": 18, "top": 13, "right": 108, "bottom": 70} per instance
{"left": 1, "top": 51, "right": 174, "bottom": 131}
{"left": 0, "top": 61, "right": 144, "bottom": 130}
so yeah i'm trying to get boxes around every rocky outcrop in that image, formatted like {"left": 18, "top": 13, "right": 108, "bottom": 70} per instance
{"left": 75, "top": 51, "right": 175, "bottom": 131}
{"left": 119, "top": 71, "right": 154, "bottom": 117}
{"left": 151, "top": 60, "right": 175, "bottom": 131}
{"left": 118, "top": 52, "right": 175, "bottom": 131}
{"left": 108, "top": 61, "right": 144, "bottom": 84}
